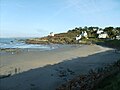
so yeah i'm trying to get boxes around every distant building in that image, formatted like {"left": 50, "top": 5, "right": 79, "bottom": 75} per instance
{"left": 83, "top": 31, "right": 88, "bottom": 38}
{"left": 76, "top": 31, "right": 88, "bottom": 41}
{"left": 116, "top": 35, "right": 120, "bottom": 40}
{"left": 76, "top": 35, "right": 82, "bottom": 40}
{"left": 97, "top": 29, "right": 103, "bottom": 34}
{"left": 49, "top": 32, "right": 54, "bottom": 36}
{"left": 93, "top": 28, "right": 97, "bottom": 31}
{"left": 96, "top": 29, "right": 109, "bottom": 39}
{"left": 98, "top": 32, "right": 108, "bottom": 39}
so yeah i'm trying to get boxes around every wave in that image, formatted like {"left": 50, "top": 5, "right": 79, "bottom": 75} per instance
{"left": 0, "top": 38, "right": 59, "bottom": 51}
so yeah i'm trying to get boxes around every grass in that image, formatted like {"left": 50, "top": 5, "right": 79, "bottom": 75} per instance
{"left": 105, "top": 39, "right": 120, "bottom": 49}
{"left": 57, "top": 59, "right": 120, "bottom": 90}
{"left": 94, "top": 60, "right": 120, "bottom": 90}
{"left": 95, "top": 72, "right": 120, "bottom": 90}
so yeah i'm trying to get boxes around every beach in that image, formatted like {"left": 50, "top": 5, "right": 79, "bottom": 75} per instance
{"left": 0, "top": 44, "right": 120, "bottom": 90}
{"left": 0, "top": 44, "right": 109, "bottom": 75}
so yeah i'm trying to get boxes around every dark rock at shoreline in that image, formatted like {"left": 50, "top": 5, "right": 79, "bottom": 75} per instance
{"left": 0, "top": 48, "right": 23, "bottom": 55}
{"left": 0, "top": 48, "right": 21, "bottom": 52}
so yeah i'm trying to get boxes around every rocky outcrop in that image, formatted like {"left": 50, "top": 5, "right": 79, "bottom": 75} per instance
{"left": 26, "top": 35, "right": 76, "bottom": 44}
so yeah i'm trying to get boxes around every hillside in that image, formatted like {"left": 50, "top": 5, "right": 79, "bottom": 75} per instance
{"left": 26, "top": 26, "right": 120, "bottom": 44}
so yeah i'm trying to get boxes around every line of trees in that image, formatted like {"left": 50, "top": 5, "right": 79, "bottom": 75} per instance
{"left": 67, "top": 26, "right": 120, "bottom": 38}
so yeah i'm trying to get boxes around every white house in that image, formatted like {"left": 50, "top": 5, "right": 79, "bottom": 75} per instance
{"left": 83, "top": 31, "right": 87, "bottom": 37}
{"left": 76, "top": 35, "right": 82, "bottom": 40}
{"left": 97, "top": 29, "right": 103, "bottom": 34}
{"left": 93, "top": 28, "right": 97, "bottom": 31}
{"left": 116, "top": 35, "right": 120, "bottom": 40}
{"left": 98, "top": 33, "right": 108, "bottom": 39}
{"left": 81, "top": 31, "right": 88, "bottom": 37}
{"left": 76, "top": 31, "right": 88, "bottom": 40}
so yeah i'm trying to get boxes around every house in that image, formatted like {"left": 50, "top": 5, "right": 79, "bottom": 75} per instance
{"left": 97, "top": 29, "right": 103, "bottom": 34}
{"left": 116, "top": 35, "right": 120, "bottom": 40}
{"left": 98, "top": 32, "right": 108, "bottom": 39}
{"left": 83, "top": 31, "right": 88, "bottom": 37}
{"left": 96, "top": 29, "right": 109, "bottom": 39}
{"left": 76, "top": 35, "right": 82, "bottom": 40}
{"left": 76, "top": 31, "right": 88, "bottom": 41}
{"left": 93, "top": 28, "right": 97, "bottom": 31}
{"left": 80, "top": 31, "right": 88, "bottom": 38}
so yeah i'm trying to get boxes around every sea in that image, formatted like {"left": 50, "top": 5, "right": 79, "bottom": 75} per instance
{"left": 0, "top": 37, "right": 60, "bottom": 52}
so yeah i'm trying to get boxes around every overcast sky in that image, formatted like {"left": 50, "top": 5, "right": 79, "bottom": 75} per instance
{"left": 0, "top": 0, "right": 120, "bottom": 37}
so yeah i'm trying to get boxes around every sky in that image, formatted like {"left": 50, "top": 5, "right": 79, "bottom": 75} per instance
{"left": 0, "top": 0, "right": 120, "bottom": 37}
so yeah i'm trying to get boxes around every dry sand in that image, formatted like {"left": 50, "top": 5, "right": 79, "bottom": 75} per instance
{"left": 0, "top": 44, "right": 120, "bottom": 90}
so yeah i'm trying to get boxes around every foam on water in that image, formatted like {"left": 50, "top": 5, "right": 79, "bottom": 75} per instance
{"left": 0, "top": 38, "right": 58, "bottom": 50}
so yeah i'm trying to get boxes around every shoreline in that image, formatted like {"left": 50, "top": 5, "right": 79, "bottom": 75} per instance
{"left": 0, "top": 44, "right": 63, "bottom": 56}
{"left": 0, "top": 44, "right": 120, "bottom": 90}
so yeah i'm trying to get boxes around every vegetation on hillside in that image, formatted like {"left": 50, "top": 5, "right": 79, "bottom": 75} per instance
{"left": 94, "top": 60, "right": 120, "bottom": 90}
{"left": 95, "top": 72, "right": 120, "bottom": 90}
{"left": 26, "top": 26, "right": 120, "bottom": 44}
{"left": 104, "top": 40, "right": 120, "bottom": 49}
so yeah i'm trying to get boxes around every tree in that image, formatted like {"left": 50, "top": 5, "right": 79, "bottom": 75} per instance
{"left": 115, "top": 27, "right": 120, "bottom": 35}
{"left": 83, "top": 26, "right": 88, "bottom": 31}
{"left": 88, "top": 27, "right": 94, "bottom": 31}
{"left": 104, "top": 27, "right": 115, "bottom": 38}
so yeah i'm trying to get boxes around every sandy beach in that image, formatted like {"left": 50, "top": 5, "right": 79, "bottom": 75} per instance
{"left": 0, "top": 45, "right": 105, "bottom": 75}
{"left": 0, "top": 44, "right": 120, "bottom": 90}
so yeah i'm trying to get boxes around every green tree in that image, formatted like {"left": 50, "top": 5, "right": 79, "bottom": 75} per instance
{"left": 104, "top": 27, "right": 115, "bottom": 38}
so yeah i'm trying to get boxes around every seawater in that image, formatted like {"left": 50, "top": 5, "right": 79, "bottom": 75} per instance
{"left": 0, "top": 38, "right": 59, "bottom": 50}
